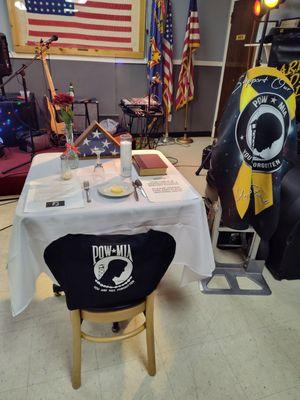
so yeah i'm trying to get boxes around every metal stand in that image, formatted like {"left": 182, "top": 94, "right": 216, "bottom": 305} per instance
{"left": 177, "top": 134, "right": 193, "bottom": 145}
{"left": 72, "top": 98, "right": 100, "bottom": 128}
{"left": 158, "top": 117, "right": 175, "bottom": 145}
{"left": 195, "top": 149, "right": 212, "bottom": 176}
{"left": 177, "top": 100, "right": 193, "bottom": 144}
{"left": 201, "top": 260, "right": 271, "bottom": 296}
{"left": 201, "top": 201, "right": 272, "bottom": 296}
{"left": 160, "top": 135, "right": 175, "bottom": 144}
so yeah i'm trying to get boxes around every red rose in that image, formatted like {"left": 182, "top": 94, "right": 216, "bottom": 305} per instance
{"left": 53, "top": 93, "right": 74, "bottom": 106}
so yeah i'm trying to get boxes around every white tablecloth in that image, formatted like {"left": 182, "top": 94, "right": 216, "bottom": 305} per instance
{"left": 8, "top": 150, "right": 215, "bottom": 316}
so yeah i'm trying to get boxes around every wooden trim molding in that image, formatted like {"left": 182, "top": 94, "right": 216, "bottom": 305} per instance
{"left": 10, "top": 52, "right": 223, "bottom": 67}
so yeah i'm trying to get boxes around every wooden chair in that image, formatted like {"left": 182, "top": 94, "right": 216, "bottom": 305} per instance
{"left": 44, "top": 230, "right": 176, "bottom": 389}
{"left": 70, "top": 292, "right": 156, "bottom": 390}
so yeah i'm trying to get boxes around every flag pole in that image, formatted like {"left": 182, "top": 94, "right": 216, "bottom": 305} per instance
{"left": 177, "top": 46, "right": 193, "bottom": 145}
{"left": 160, "top": 110, "right": 175, "bottom": 144}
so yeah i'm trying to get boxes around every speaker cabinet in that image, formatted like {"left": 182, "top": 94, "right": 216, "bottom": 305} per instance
{"left": 0, "top": 94, "right": 39, "bottom": 147}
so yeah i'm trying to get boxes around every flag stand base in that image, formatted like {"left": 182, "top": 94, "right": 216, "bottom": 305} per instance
{"left": 176, "top": 133, "right": 193, "bottom": 144}
{"left": 158, "top": 135, "right": 175, "bottom": 145}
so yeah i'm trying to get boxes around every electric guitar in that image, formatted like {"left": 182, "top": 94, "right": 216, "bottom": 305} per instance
{"left": 36, "top": 41, "right": 65, "bottom": 135}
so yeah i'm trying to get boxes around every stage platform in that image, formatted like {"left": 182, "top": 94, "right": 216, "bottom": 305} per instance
{"left": 0, "top": 147, "right": 64, "bottom": 197}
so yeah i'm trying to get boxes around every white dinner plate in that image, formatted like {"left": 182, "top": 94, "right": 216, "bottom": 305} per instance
{"left": 97, "top": 179, "right": 134, "bottom": 198}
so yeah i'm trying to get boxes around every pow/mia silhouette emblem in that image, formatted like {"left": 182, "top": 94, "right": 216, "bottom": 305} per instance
{"left": 92, "top": 244, "right": 135, "bottom": 292}
{"left": 236, "top": 93, "right": 290, "bottom": 173}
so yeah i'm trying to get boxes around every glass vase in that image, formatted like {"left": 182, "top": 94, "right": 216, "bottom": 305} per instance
{"left": 64, "top": 124, "right": 79, "bottom": 169}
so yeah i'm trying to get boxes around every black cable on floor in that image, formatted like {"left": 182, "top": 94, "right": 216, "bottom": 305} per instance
{"left": 165, "top": 156, "right": 178, "bottom": 165}
{"left": 0, "top": 197, "right": 19, "bottom": 202}
{"left": 0, "top": 225, "right": 12, "bottom": 232}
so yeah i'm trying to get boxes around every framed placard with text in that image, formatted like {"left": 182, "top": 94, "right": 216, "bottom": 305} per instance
{"left": 6, "top": 0, "right": 146, "bottom": 59}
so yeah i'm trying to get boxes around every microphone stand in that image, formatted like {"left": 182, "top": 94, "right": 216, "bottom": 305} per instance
{"left": 0, "top": 77, "right": 6, "bottom": 98}
{"left": 1, "top": 56, "right": 39, "bottom": 174}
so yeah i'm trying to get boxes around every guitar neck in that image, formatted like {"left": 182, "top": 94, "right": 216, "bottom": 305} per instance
{"left": 42, "top": 57, "right": 57, "bottom": 100}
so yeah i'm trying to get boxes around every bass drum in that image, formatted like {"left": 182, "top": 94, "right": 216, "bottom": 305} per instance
{"left": 266, "top": 158, "right": 300, "bottom": 280}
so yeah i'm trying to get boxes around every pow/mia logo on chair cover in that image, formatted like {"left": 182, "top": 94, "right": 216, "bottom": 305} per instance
{"left": 92, "top": 244, "right": 135, "bottom": 292}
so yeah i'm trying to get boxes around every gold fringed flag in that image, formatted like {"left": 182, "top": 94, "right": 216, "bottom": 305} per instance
{"left": 162, "top": 0, "right": 174, "bottom": 116}
{"left": 147, "top": 0, "right": 164, "bottom": 103}
{"left": 211, "top": 66, "right": 296, "bottom": 240}
{"left": 175, "top": 0, "right": 200, "bottom": 111}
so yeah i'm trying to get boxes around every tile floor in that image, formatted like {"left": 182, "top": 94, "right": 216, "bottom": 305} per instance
{"left": 0, "top": 138, "right": 300, "bottom": 400}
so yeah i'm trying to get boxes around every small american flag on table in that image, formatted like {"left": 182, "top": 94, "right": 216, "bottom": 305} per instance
{"left": 75, "top": 121, "right": 121, "bottom": 159}
{"left": 24, "top": 0, "right": 136, "bottom": 52}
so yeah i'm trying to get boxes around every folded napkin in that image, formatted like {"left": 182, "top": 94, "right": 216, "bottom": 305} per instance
{"left": 24, "top": 175, "right": 85, "bottom": 213}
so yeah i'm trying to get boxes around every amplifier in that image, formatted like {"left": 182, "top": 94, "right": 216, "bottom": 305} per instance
{"left": 0, "top": 94, "right": 39, "bottom": 147}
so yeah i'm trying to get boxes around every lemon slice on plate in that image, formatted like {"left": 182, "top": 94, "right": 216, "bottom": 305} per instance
{"left": 110, "top": 185, "right": 124, "bottom": 194}
{"left": 98, "top": 180, "right": 134, "bottom": 198}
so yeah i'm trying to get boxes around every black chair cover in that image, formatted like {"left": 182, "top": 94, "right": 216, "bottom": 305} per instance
{"left": 44, "top": 230, "right": 176, "bottom": 310}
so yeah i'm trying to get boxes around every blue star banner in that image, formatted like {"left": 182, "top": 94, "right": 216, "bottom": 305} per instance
{"left": 147, "top": 0, "right": 164, "bottom": 103}
{"left": 75, "top": 122, "right": 120, "bottom": 159}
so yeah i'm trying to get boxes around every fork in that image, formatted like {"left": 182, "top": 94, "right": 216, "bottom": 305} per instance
{"left": 83, "top": 180, "right": 91, "bottom": 203}
{"left": 132, "top": 181, "right": 139, "bottom": 201}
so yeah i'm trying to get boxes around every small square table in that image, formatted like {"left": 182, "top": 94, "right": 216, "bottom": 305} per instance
{"left": 7, "top": 150, "right": 215, "bottom": 316}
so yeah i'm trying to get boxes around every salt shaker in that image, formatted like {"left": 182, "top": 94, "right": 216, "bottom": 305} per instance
{"left": 120, "top": 134, "right": 132, "bottom": 178}
{"left": 60, "top": 154, "right": 72, "bottom": 180}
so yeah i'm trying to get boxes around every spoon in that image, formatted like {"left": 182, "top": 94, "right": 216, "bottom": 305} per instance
{"left": 135, "top": 179, "right": 147, "bottom": 198}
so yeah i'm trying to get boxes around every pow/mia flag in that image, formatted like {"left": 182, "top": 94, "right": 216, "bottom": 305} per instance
{"left": 211, "top": 66, "right": 297, "bottom": 240}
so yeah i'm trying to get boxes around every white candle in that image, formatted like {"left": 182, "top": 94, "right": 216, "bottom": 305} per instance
{"left": 62, "top": 171, "right": 72, "bottom": 180}
{"left": 120, "top": 139, "right": 132, "bottom": 178}
{"left": 60, "top": 154, "right": 72, "bottom": 180}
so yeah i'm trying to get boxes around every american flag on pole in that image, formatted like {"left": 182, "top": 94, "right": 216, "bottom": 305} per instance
{"left": 175, "top": 0, "right": 200, "bottom": 111}
{"left": 23, "top": 0, "right": 139, "bottom": 52}
{"left": 162, "top": 0, "right": 174, "bottom": 116}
